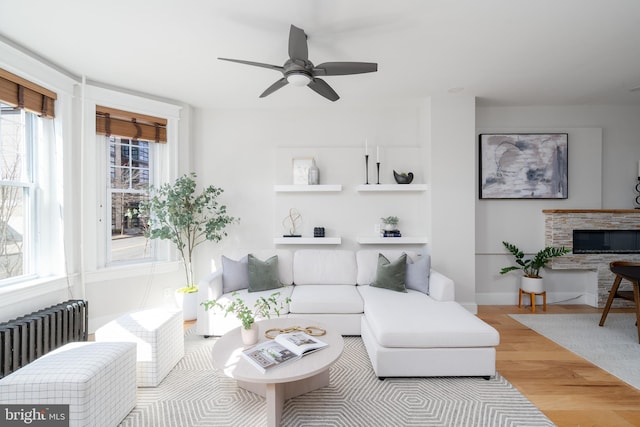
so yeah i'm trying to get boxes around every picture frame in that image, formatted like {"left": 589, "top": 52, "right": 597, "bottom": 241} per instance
{"left": 479, "top": 133, "right": 568, "bottom": 199}
{"left": 292, "top": 157, "right": 314, "bottom": 185}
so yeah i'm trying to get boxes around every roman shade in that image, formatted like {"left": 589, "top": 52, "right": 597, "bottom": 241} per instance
{"left": 0, "top": 68, "right": 57, "bottom": 118}
{"left": 96, "top": 105, "right": 167, "bottom": 143}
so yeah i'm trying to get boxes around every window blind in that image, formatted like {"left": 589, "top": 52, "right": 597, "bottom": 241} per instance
{"left": 96, "top": 105, "right": 167, "bottom": 143}
{"left": 0, "top": 68, "right": 57, "bottom": 118}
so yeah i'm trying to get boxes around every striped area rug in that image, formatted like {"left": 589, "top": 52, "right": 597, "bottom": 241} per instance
{"left": 120, "top": 332, "right": 554, "bottom": 427}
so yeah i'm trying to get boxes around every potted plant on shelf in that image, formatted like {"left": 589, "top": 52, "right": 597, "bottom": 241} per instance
{"left": 381, "top": 216, "right": 399, "bottom": 231}
{"left": 499, "top": 241, "right": 571, "bottom": 293}
{"left": 140, "top": 173, "right": 238, "bottom": 320}
{"left": 380, "top": 216, "right": 400, "bottom": 237}
{"left": 202, "top": 291, "right": 291, "bottom": 345}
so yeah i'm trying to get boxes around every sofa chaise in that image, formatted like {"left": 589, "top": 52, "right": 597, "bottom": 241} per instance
{"left": 196, "top": 249, "right": 500, "bottom": 378}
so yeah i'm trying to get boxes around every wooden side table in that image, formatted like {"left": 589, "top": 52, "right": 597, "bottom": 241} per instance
{"left": 518, "top": 288, "right": 547, "bottom": 313}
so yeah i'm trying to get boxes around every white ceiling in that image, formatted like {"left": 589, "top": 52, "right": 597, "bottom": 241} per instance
{"left": 2, "top": 0, "right": 640, "bottom": 109}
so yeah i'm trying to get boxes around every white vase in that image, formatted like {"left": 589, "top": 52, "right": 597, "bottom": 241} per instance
{"left": 521, "top": 276, "right": 544, "bottom": 294}
{"left": 175, "top": 290, "right": 198, "bottom": 321}
{"left": 241, "top": 323, "right": 259, "bottom": 346}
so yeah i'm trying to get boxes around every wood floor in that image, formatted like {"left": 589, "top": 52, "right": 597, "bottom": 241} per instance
{"left": 478, "top": 305, "right": 640, "bottom": 427}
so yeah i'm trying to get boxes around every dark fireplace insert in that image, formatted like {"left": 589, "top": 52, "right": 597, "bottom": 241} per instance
{"left": 573, "top": 229, "right": 640, "bottom": 254}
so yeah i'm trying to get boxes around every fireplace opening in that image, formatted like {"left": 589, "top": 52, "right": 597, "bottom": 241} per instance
{"left": 573, "top": 229, "right": 640, "bottom": 254}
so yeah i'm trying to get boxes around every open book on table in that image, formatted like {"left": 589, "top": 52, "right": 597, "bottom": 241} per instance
{"left": 241, "top": 331, "right": 328, "bottom": 373}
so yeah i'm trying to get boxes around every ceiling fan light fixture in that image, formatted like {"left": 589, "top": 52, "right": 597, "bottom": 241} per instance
{"left": 286, "top": 73, "right": 311, "bottom": 87}
{"left": 219, "top": 25, "right": 377, "bottom": 100}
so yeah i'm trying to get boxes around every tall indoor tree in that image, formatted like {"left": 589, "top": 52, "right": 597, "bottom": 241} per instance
{"left": 141, "top": 173, "right": 238, "bottom": 295}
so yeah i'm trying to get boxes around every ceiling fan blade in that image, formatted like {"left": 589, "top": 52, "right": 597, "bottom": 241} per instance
{"left": 260, "top": 78, "right": 289, "bottom": 98}
{"left": 313, "top": 62, "right": 378, "bottom": 76}
{"left": 288, "top": 25, "right": 308, "bottom": 62}
{"left": 308, "top": 78, "right": 339, "bottom": 102}
{"left": 218, "top": 57, "right": 283, "bottom": 72}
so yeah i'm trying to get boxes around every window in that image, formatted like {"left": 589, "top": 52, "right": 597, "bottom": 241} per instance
{"left": 0, "top": 67, "right": 60, "bottom": 287}
{"left": 108, "top": 136, "right": 152, "bottom": 262}
{"left": 0, "top": 103, "right": 35, "bottom": 282}
{"left": 95, "top": 105, "right": 167, "bottom": 265}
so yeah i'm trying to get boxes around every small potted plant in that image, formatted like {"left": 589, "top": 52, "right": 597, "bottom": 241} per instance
{"left": 500, "top": 241, "right": 571, "bottom": 293}
{"left": 202, "top": 291, "right": 291, "bottom": 345}
{"left": 381, "top": 216, "right": 399, "bottom": 231}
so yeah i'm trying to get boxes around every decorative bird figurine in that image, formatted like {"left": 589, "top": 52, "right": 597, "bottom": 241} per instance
{"left": 393, "top": 170, "right": 414, "bottom": 184}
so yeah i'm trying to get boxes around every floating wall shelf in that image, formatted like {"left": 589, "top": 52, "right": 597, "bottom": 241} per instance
{"left": 274, "top": 185, "right": 342, "bottom": 192}
{"left": 356, "top": 184, "right": 427, "bottom": 192}
{"left": 273, "top": 237, "right": 342, "bottom": 245}
{"left": 357, "top": 237, "right": 428, "bottom": 245}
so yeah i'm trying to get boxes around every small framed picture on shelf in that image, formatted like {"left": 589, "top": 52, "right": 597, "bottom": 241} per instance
{"left": 292, "top": 157, "right": 314, "bottom": 185}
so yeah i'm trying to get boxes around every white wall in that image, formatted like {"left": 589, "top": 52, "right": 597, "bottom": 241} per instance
{"left": 191, "top": 97, "right": 482, "bottom": 312}
{"left": 475, "top": 105, "right": 640, "bottom": 306}
{"left": 191, "top": 105, "right": 430, "bottom": 272}
{"left": 426, "top": 95, "right": 477, "bottom": 310}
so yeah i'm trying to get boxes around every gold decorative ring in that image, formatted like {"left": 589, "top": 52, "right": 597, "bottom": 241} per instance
{"left": 303, "top": 326, "right": 326, "bottom": 336}
{"left": 264, "top": 327, "right": 288, "bottom": 340}
{"left": 263, "top": 325, "right": 327, "bottom": 339}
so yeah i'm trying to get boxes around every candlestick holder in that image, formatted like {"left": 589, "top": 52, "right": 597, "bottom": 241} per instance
{"left": 376, "top": 162, "right": 381, "bottom": 184}
{"left": 635, "top": 177, "right": 640, "bottom": 208}
{"left": 364, "top": 155, "right": 370, "bottom": 184}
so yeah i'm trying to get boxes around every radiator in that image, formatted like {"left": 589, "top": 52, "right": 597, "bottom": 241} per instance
{"left": 0, "top": 299, "right": 88, "bottom": 379}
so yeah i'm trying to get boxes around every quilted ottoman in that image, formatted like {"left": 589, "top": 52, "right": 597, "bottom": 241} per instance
{"left": 0, "top": 341, "right": 136, "bottom": 427}
{"left": 95, "top": 308, "right": 184, "bottom": 386}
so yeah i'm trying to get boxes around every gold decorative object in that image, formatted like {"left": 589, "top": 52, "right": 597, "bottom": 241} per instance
{"left": 264, "top": 325, "right": 327, "bottom": 340}
{"left": 282, "top": 208, "right": 302, "bottom": 236}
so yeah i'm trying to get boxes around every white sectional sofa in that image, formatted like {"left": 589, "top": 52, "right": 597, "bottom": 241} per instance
{"left": 196, "top": 249, "right": 500, "bottom": 378}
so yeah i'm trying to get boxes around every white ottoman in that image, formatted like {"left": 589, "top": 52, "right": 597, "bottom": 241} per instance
{"left": 0, "top": 341, "right": 136, "bottom": 427}
{"left": 359, "top": 286, "right": 500, "bottom": 378}
{"left": 95, "top": 308, "right": 184, "bottom": 387}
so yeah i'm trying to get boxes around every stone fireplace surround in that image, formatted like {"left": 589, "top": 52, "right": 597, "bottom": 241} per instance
{"left": 544, "top": 209, "right": 640, "bottom": 307}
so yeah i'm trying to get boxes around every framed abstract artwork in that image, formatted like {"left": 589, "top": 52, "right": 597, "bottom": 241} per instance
{"left": 479, "top": 133, "right": 568, "bottom": 199}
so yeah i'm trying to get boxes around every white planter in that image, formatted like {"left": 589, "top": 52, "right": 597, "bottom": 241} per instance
{"left": 241, "top": 323, "right": 259, "bottom": 346}
{"left": 175, "top": 290, "right": 198, "bottom": 321}
{"left": 521, "top": 276, "right": 544, "bottom": 294}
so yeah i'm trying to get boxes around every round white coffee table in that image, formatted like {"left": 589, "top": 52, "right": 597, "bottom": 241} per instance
{"left": 212, "top": 318, "right": 344, "bottom": 427}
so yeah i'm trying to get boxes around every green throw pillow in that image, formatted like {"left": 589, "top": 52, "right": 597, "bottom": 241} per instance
{"left": 248, "top": 254, "right": 282, "bottom": 292}
{"left": 371, "top": 253, "right": 407, "bottom": 293}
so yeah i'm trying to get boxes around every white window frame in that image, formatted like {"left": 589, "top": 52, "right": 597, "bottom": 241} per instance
{"left": 0, "top": 106, "right": 36, "bottom": 285}
{"left": 82, "top": 85, "right": 182, "bottom": 277}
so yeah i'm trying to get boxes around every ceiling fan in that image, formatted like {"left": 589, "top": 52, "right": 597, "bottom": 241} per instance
{"left": 218, "top": 25, "right": 378, "bottom": 102}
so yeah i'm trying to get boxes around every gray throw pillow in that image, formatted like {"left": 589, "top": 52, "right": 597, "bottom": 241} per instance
{"left": 221, "top": 255, "right": 249, "bottom": 294}
{"left": 406, "top": 255, "right": 431, "bottom": 294}
{"left": 371, "top": 253, "right": 407, "bottom": 293}
{"left": 248, "top": 254, "right": 282, "bottom": 292}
